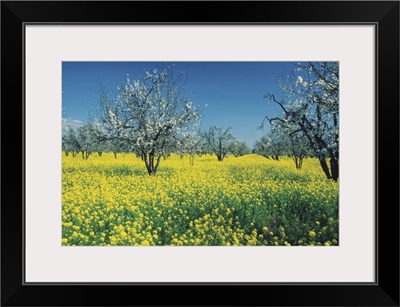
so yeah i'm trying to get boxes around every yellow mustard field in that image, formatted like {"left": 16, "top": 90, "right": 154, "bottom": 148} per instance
{"left": 62, "top": 153, "right": 339, "bottom": 246}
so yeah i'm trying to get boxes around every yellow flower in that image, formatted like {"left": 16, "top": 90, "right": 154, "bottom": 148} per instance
{"left": 141, "top": 240, "right": 150, "bottom": 246}
{"left": 62, "top": 153, "right": 338, "bottom": 247}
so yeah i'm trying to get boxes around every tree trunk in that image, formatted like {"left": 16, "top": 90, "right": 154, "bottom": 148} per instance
{"left": 319, "top": 157, "right": 332, "bottom": 179}
{"left": 330, "top": 158, "right": 339, "bottom": 182}
{"left": 190, "top": 154, "right": 195, "bottom": 166}
{"left": 293, "top": 156, "right": 304, "bottom": 170}
{"left": 293, "top": 156, "right": 299, "bottom": 169}
{"left": 81, "top": 151, "right": 85, "bottom": 159}
{"left": 72, "top": 151, "right": 76, "bottom": 158}
{"left": 98, "top": 152, "right": 102, "bottom": 156}
{"left": 144, "top": 153, "right": 162, "bottom": 175}
{"left": 64, "top": 151, "right": 69, "bottom": 156}
{"left": 113, "top": 152, "right": 117, "bottom": 159}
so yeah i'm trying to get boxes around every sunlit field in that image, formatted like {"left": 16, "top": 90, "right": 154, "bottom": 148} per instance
{"left": 62, "top": 153, "right": 338, "bottom": 246}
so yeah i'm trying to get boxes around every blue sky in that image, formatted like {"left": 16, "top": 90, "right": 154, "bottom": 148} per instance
{"left": 62, "top": 62, "right": 297, "bottom": 148}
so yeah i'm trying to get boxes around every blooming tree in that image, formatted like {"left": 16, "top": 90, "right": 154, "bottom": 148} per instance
{"left": 255, "top": 124, "right": 312, "bottom": 169}
{"left": 98, "top": 67, "right": 202, "bottom": 175}
{"left": 263, "top": 62, "right": 339, "bottom": 181}
{"left": 179, "top": 131, "right": 203, "bottom": 166}
{"left": 203, "top": 126, "right": 236, "bottom": 161}
{"left": 62, "top": 125, "right": 96, "bottom": 159}
{"left": 253, "top": 128, "right": 287, "bottom": 161}
{"left": 287, "top": 130, "right": 312, "bottom": 170}
{"left": 230, "top": 141, "right": 251, "bottom": 157}
{"left": 62, "top": 127, "right": 77, "bottom": 157}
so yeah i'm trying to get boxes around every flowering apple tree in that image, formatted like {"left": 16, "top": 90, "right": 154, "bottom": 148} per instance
{"left": 98, "top": 67, "right": 202, "bottom": 175}
{"left": 263, "top": 62, "right": 339, "bottom": 181}
{"left": 203, "top": 126, "right": 236, "bottom": 161}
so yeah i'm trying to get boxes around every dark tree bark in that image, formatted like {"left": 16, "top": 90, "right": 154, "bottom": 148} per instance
{"left": 217, "top": 153, "right": 226, "bottom": 161}
{"left": 330, "top": 158, "right": 339, "bottom": 182}
{"left": 292, "top": 155, "right": 304, "bottom": 170}
{"left": 318, "top": 157, "right": 332, "bottom": 179}
{"left": 144, "top": 152, "right": 162, "bottom": 175}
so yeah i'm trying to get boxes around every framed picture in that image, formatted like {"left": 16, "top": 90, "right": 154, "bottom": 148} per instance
{"left": 2, "top": 1, "right": 399, "bottom": 306}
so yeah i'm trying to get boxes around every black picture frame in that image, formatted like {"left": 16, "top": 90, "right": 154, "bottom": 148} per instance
{"left": 1, "top": 1, "right": 399, "bottom": 306}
